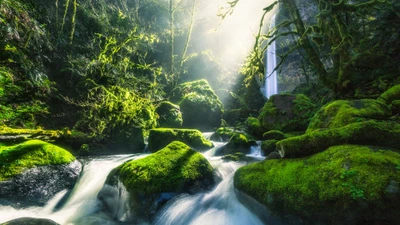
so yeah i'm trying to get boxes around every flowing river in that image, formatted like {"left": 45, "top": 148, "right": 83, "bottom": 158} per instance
{"left": 0, "top": 141, "right": 266, "bottom": 225}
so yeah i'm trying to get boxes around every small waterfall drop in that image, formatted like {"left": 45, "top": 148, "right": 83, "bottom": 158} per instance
{"left": 265, "top": 14, "right": 278, "bottom": 99}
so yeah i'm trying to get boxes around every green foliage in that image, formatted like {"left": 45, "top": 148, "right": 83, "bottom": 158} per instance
{"left": 110, "top": 141, "right": 214, "bottom": 194}
{"left": 74, "top": 85, "right": 156, "bottom": 139}
{"left": 148, "top": 128, "right": 213, "bottom": 153}
{"left": 0, "top": 140, "right": 75, "bottom": 181}
{"left": 234, "top": 145, "right": 400, "bottom": 221}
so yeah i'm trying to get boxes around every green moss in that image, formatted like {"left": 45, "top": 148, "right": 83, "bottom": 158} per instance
{"left": 262, "top": 130, "right": 285, "bottom": 140}
{"left": 0, "top": 140, "right": 75, "bottom": 181}
{"left": 222, "top": 152, "right": 249, "bottom": 162}
{"left": 210, "top": 127, "right": 249, "bottom": 142}
{"left": 277, "top": 120, "right": 400, "bottom": 158}
{"left": 307, "top": 99, "right": 391, "bottom": 133}
{"left": 171, "top": 80, "right": 224, "bottom": 130}
{"left": 378, "top": 84, "right": 400, "bottom": 105}
{"left": 258, "top": 94, "right": 316, "bottom": 132}
{"left": 155, "top": 101, "right": 183, "bottom": 128}
{"left": 245, "top": 117, "right": 263, "bottom": 138}
{"left": 234, "top": 145, "right": 400, "bottom": 221}
{"left": 148, "top": 128, "right": 213, "bottom": 153}
{"left": 113, "top": 141, "right": 214, "bottom": 194}
{"left": 261, "top": 139, "right": 278, "bottom": 156}
{"left": 216, "top": 133, "right": 253, "bottom": 156}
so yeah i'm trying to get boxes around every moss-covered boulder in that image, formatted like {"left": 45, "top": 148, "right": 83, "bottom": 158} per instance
{"left": 0, "top": 140, "right": 81, "bottom": 206}
{"left": 307, "top": 99, "right": 391, "bottom": 133}
{"left": 234, "top": 145, "right": 400, "bottom": 224}
{"left": 261, "top": 139, "right": 278, "bottom": 156}
{"left": 221, "top": 152, "right": 250, "bottom": 162}
{"left": 245, "top": 117, "right": 263, "bottom": 139}
{"left": 0, "top": 217, "right": 60, "bottom": 225}
{"left": 147, "top": 128, "right": 213, "bottom": 153}
{"left": 258, "top": 94, "right": 316, "bottom": 132}
{"left": 100, "top": 141, "right": 214, "bottom": 222}
{"left": 155, "top": 101, "right": 183, "bottom": 128}
{"left": 210, "top": 127, "right": 248, "bottom": 142}
{"left": 262, "top": 130, "right": 285, "bottom": 140}
{"left": 378, "top": 84, "right": 400, "bottom": 105}
{"left": 171, "top": 80, "right": 224, "bottom": 131}
{"left": 277, "top": 120, "right": 400, "bottom": 158}
{"left": 216, "top": 133, "right": 254, "bottom": 156}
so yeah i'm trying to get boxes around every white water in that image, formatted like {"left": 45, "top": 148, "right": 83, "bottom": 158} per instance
{"left": 265, "top": 14, "right": 278, "bottom": 99}
{"left": 0, "top": 142, "right": 265, "bottom": 225}
{"left": 0, "top": 154, "right": 145, "bottom": 224}
{"left": 247, "top": 141, "right": 265, "bottom": 160}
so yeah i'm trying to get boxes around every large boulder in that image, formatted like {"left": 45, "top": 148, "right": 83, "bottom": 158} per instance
{"left": 98, "top": 141, "right": 214, "bottom": 223}
{"left": 171, "top": 80, "right": 224, "bottom": 131}
{"left": 0, "top": 217, "right": 60, "bottom": 225}
{"left": 258, "top": 94, "right": 316, "bottom": 132}
{"left": 210, "top": 127, "right": 248, "bottom": 142}
{"left": 245, "top": 117, "right": 263, "bottom": 139}
{"left": 147, "top": 128, "right": 213, "bottom": 153}
{"left": 216, "top": 133, "right": 255, "bottom": 156}
{"left": 307, "top": 99, "right": 391, "bottom": 133}
{"left": 0, "top": 140, "right": 81, "bottom": 206}
{"left": 234, "top": 145, "right": 400, "bottom": 224}
{"left": 155, "top": 101, "right": 183, "bottom": 128}
{"left": 276, "top": 120, "right": 400, "bottom": 158}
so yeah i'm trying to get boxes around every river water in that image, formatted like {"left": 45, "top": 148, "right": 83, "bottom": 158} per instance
{"left": 0, "top": 142, "right": 266, "bottom": 225}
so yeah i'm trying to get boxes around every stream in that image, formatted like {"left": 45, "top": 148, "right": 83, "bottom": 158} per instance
{"left": 0, "top": 141, "right": 266, "bottom": 225}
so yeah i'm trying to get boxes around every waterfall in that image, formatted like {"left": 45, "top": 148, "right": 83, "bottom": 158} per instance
{"left": 265, "top": 14, "right": 278, "bottom": 99}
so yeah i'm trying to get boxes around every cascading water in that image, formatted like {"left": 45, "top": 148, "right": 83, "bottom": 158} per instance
{"left": 265, "top": 14, "right": 278, "bottom": 99}
{"left": 0, "top": 154, "right": 144, "bottom": 225}
{"left": 0, "top": 140, "right": 266, "bottom": 225}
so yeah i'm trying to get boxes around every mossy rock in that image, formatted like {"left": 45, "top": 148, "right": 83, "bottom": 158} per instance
{"left": 245, "top": 117, "right": 263, "bottom": 139}
{"left": 147, "top": 128, "right": 213, "bottom": 153}
{"left": 0, "top": 217, "right": 60, "bottom": 225}
{"left": 0, "top": 140, "right": 81, "bottom": 206}
{"left": 171, "top": 80, "right": 224, "bottom": 131}
{"left": 277, "top": 120, "right": 400, "bottom": 158}
{"left": 234, "top": 145, "right": 400, "bottom": 224}
{"left": 392, "top": 100, "right": 400, "bottom": 115}
{"left": 216, "top": 133, "right": 254, "bottom": 156}
{"left": 102, "top": 141, "right": 214, "bottom": 221}
{"left": 378, "top": 84, "right": 400, "bottom": 105}
{"left": 0, "top": 140, "right": 76, "bottom": 181}
{"left": 210, "top": 127, "right": 248, "bottom": 142}
{"left": 155, "top": 101, "right": 183, "bottom": 128}
{"left": 307, "top": 99, "right": 391, "bottom": 133}
{"left": 258, "top": 94, "right": 316, "bottom": 132}
{"left": 261, "top": 139, "right": 278, "bottom": 156}
{"left": 262, "top": 130, "right": 285, "bottom": 140}
{"left": 221, "top": 152, "right": 250, "bottom": 162}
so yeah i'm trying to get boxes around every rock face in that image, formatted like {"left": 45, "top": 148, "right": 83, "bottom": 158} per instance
{"left": 307, "top": 99, "right": 391, "bottom": 133}
{"left": 155, "top": 101, "right": 183, "bottom": 128}
{"left": 147, "top": 128, "right": 213, "bottom": 153}
{"left": 0, "top": 140, "right": 81, "bottom": 206}
{"left": 0, "top": 217, "right": 60, "bottom": 225}
{"left": 234, "top": 145, "right": 400, "bottom": 224}
{"left": 171, "top": 79, "right": 224, "bottom": 131}
{"left": 99, "top": 141, "right": 214, "bottom": 223}
{"left": 258, "top": 94, "right": 316, "bottom": 132}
